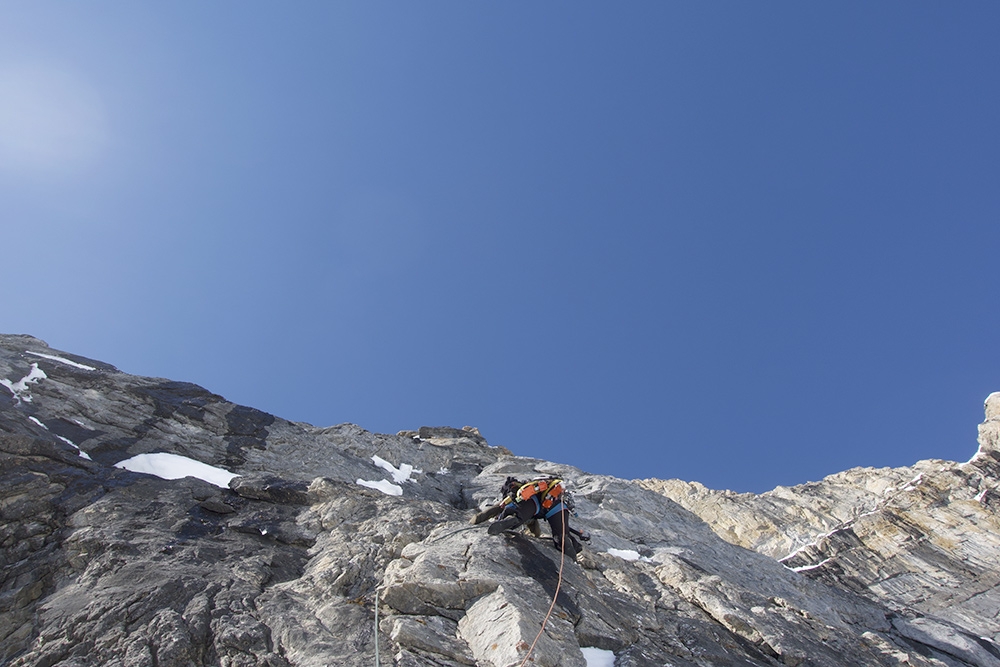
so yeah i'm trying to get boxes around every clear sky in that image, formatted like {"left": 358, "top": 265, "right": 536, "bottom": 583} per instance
{"left": 3, "top": 4, "right": 998, "bottom": 493}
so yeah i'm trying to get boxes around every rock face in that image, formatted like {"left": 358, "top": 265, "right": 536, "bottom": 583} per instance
{"left": 1, "top": 333, "right": 999, "bottom": 667}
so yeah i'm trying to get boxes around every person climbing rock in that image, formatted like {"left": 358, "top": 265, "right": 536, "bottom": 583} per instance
{"left": 474, "top": 476, "right": 586, "bottom": 557}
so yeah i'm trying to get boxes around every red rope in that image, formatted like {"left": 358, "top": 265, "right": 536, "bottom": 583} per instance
{"left": 519, "top": 511, "right": 568, "bottom": 666}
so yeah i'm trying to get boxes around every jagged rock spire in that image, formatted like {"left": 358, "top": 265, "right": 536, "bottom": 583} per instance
{"left": 978, "top": 391, "right": 1000, "bottom": 459}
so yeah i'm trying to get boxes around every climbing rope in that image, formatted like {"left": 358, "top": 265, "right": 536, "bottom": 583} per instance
{"left": 377, "top": 506, "right": 571, "bottom": 666}
{"left": 427, "top": 522, "right": 486, "bottom": 544}
{"left": 374, "top": 587, "right": 381, "bottom": 667}
{"left": 519, "top": 511, "right": 568, "bottom": 667}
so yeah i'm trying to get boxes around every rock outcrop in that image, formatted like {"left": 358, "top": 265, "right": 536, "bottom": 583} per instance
{"left": 2, "top": 333, "right": 999, "bottom": 667}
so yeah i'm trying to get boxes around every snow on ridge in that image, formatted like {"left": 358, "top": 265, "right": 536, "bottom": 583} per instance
{"left": 372, "top": 455, "right": 422, "bottom": 483}
{"left": 581, "top": 647, "right": 615, "bottom": 667}
{"left": 790, "top": 558, "right": 834, "bottom": 573}
{"left": 902, "top": 473, "right": 924, "bottom": 491}
{"left": 779, "top": 472, "right": 932, "bottom": 564}
{"left": 779, "top": 527, "right": 844, "bottom": 570}
{"left": 356, "top": 479, "right": 403, "bottom": 496}
{"left": 26, "top": 416, "right": 90, "bottom": 459}
{"left": 26, "top": 350, "right": 97, "bottom": 371}
{"left": 55, "top": 434, "right": 92, "bottom": 460}
{"left": 1, "top": 363, "right": 47, "bottom": 403}
{"left": 779, "top": 523, "right": 851, "bottom": 564}
{"left": 607, "top": 548, "right": 653, "bottom": 563}
{"left": 356, "top": 455, "right": 420, "bottom": 496}
{"left": 115, "top": 452, "right": 239, "bottom": 488}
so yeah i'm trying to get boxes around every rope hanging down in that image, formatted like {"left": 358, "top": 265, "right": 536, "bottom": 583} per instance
{"left": 375, "top": 588, "right": 381, "bottom": 667}
{"left": 519, "top": 512, "right": 568, "bottom": 667}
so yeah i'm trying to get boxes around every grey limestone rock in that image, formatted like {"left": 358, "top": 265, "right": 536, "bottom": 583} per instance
{"left": 3, "top": 333, "right": 1000, "bottom": 667}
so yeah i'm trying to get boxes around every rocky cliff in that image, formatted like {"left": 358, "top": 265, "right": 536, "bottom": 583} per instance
{"left": 2, "top": 333, "right": 998, "bottom": 667}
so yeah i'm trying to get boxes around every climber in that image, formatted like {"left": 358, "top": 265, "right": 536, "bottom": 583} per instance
{"left": 473, "top": 476, "right": 587, "bottom": 558}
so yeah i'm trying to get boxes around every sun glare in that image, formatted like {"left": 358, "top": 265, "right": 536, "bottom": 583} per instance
{"left": 0, "top": 64, "right": 109, "bottom": 175}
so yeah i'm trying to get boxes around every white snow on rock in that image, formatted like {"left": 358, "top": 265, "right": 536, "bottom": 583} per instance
{"left": 607, "top": 547, "right": 652, "bottom": 563}
{"left": 356, "top": 478, "right": 403, "bottom": 496}
{"left": 26, "top": 416, "right": 90, "bottom": 459}
{"left": 26, "top": 350, "right": 96, "bottom": 371}
{"left": 790, "top": 557, "right": 834, "bottom": 573}
{"left": 356, "top": 457, "right": 415, "bottom": 496}
{"left": 902, "top": 473, "right": 924, "bottom": 491}
{"left": 1, "top": 363, "right": 47, "bottom": 403}
{"left": 581, "top": 647, "right": 615, "bottom": 667}
{"left": 372, "top": 455, "right": 421, "bottom": 483}
{"left": 55, "top": 434, "right": 92, "bottom": 460}
{"left": 115, "top": 452, "right": 239, "bottom": 488}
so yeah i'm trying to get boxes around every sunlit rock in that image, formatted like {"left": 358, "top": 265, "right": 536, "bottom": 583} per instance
{"left": 2, "top": 333, "right": 999, "bottom": 667}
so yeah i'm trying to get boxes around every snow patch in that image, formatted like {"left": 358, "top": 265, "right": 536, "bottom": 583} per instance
{"left": 55, "top": 435, "right": 92, "bottom": 460}
{"left": 115, "top": 453, "right": 239, "bottom": 488}
{"left": 975, "top": 489, "right": 988, "bottom": 503}
{"left": 780, "top": 471, "right": 937, "bottom": 563}
{"left": 437, "top": 467, "right": 450, "bottom": 475}
{"left": 372, "top": 455, "right": 422, "bottom": 483}
{"left": 780, "top": 515, "right": 874, "bottom": 563}
{"left": 608, "top": 548, "right": 653, "bottom": 563}
{"left": 790, "top": 558, "right": 834, "bottom": 573}
{"left": 779, "top": 526, "right": 848, "bottom": 563}
{"left": 1, "top": 363, "right": 47, "bottom": 403}
{"left": 902, "top": 473, "right": 924, "bottom": 491}
{"left": 356, "top": 456, "right": 418, "bottom": 496}
{"left": 356, "top": 478, "right": 403, "bottom": 496}
{"left": 26, "top": 350, "right": 96, "bottom": 371}
{"left": 29, "top": 418, "right": 90, "bottom": 459}
{"left": 581, "top": 647, "right": 615, "bottom": 667}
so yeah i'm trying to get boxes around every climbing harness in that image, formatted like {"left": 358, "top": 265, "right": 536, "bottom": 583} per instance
{"left": 515, "top": 478, "right": 564, "bottom": 510}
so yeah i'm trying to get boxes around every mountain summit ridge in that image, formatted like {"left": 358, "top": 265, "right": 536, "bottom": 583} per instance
{"left": 1, "top": 334, "right": 998, "bottom": 667}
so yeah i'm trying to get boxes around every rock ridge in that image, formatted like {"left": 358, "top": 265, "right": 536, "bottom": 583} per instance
{"left": 2, "top": 333, "right": 999, "bottom": 667}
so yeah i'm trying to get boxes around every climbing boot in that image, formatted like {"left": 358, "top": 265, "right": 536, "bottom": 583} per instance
{"left": 554, "top": 535, "right": 579, "bottom": 559}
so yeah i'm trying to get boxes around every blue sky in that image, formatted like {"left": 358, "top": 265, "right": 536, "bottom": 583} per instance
{"left": 3, "top": 4, "right": 998, "bottom": 493}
